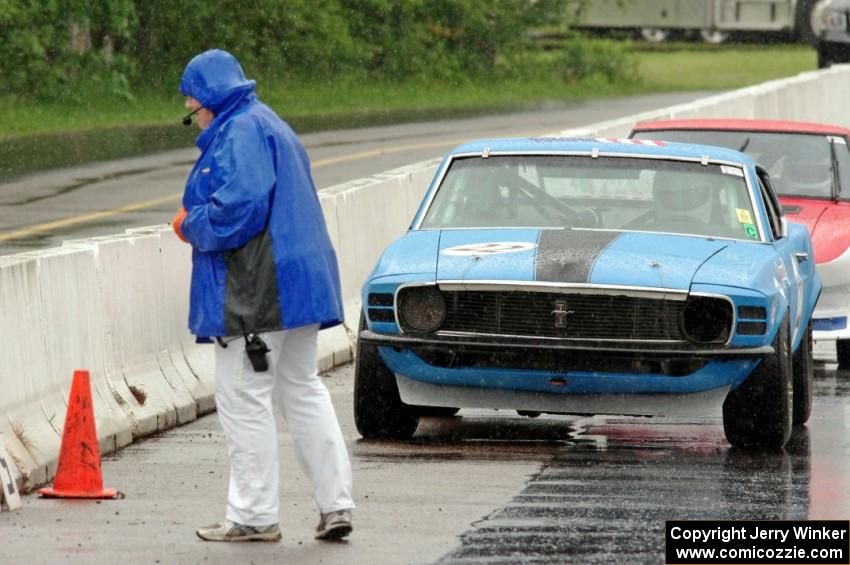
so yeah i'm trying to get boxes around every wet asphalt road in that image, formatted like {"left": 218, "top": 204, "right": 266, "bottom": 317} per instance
{"left": 429, "top": 357, "right": 849, "bottom": 564}
{"left": 1, "top": 353, "right": 847, "bottom": 564}
{"left": 0, "top": 92, "right": 713, "bottom": 255}
{"left": 436, "top": 402, "right": 828, "bottom": 564}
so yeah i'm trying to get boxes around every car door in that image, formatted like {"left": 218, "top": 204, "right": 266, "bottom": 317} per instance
{"left": 757, "top": 167, "right": 808, "bottom": 345}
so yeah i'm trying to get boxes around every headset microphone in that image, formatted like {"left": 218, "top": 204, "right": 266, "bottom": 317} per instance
{"left": 182, "top": 106, "right": 203, "bottom": 126}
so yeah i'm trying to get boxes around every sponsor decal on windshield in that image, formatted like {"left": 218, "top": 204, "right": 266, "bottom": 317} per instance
{"left": 442, "top": 242, "right": 537, "bottom": 256}
{"left": 736, "top": 208, "right": 753, "bottom": 224}
{"left": 721, "top": 165, "right": 744, "bottom": 177}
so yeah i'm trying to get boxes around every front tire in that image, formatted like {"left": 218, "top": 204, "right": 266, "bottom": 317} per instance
{"left": 815, "top": 43, "right": 846, "bottom": 69}
{"left": 837, "top": 339, "right": 850, "bottom": 367}
{"left": 795, "top": 0, "right": 818, "bottom": 45}
{"left": 792, "top": 320, "right": 813, "bottom": 425}
{"left": 818, "top": 44, "right": 832, "bottom": 69}
{"left": 723, "top": 315, "right": 793, "bottom": 449}
{"left": 354, "top": 314, "right": 420, "bottom": 439}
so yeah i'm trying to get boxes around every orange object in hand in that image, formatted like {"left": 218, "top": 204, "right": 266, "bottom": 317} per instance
{"left": 172, "top": 207, "right": 188, "bottom": 242}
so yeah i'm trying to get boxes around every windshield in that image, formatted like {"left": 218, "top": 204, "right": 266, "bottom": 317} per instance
{"left": 420, "top": 155, "right": 760, "bottom": 241}
{"left": 632, "top": 129, "right": 850, "bottom": 200}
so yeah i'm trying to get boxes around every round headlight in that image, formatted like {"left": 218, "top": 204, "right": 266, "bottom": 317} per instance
{"left": 398, "top": 286, "right": 446, "bottom": 333}
{"left": 680, "top": 296, "right": 732, "bottom": 344}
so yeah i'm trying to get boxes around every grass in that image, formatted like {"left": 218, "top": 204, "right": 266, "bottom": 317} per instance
{"left": 634, "top": 42, "right": 817, "bottom": 91}
{"left": 0, "top": 42, "right": 818, "bottom": 140}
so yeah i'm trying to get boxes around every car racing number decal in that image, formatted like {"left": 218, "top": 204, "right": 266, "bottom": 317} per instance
{"left": 442, "top": 242, "right": 537, "bottom": 256}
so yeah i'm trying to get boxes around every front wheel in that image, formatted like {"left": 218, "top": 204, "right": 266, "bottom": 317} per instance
{"left": 795, "top": 0, "right": 818, "bottom": 45}
{"left": 837, "top": 339, "right": 850, "bottom": 367}
{"left": 353, "top": 314, "right": 420, "bottom": 439}
{"left": 792, "top": 320, "right": 813, "bottom": 425}
{"left": 817, "top": 42, "right": 850, "bottom": 69}
{"left": 818, "top": 44, "right": 835, "bottom": 68}
{"left": 723, "top": 315, "right": 793, "bottom": 449}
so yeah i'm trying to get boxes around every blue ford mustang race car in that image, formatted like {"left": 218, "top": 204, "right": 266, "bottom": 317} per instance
{"left": 356, "top": 137, "right": 821, "bottom": 449}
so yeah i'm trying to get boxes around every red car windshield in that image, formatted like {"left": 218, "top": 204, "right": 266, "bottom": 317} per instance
{"left": 632, "top": 129, "right": 850, "bottom": 200}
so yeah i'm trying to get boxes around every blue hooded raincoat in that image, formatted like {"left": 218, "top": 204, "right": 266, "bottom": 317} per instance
{"left": 178, "top": 49, "right": 343, "bottom": 338}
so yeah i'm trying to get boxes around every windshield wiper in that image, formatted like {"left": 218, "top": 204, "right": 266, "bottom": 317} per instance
{"left": 830, "top": 138, "right": 841, "bottom": 201}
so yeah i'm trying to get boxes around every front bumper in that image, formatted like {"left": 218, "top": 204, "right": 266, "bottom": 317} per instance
{"left": 813, "top": 321, "right": 850, "bottom": 341}
{"left": 359, "top": 329, "right": 774, "bottom": 360}
{"left": 361, "top": 329, "right": 767, "bottom": 403}
{"left": 812, "top": 280, "right": 850, "bottom": 341}
{"left": 395, "top": 374, "right": 732, "bottom": 418}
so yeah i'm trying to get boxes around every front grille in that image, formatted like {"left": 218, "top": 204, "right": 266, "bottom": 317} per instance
{"left": 737, "top": 321, "right": 767, "bottom": 335}
{"left": 415, "top": 347, "right": 707, "bottom": 376}
{"left": 368, "top": 308, "right": 395, "bottom": 323}
{"left": 368, "top": 293, "right": 394, "bottom": 306}
{"left": 738, "top": 306, "right": 766, "bottom": 319}
{"left": 439, "top": 290, "right": 685, "bottom": 341}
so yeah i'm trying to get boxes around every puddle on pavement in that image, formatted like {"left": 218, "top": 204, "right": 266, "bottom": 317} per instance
{"left": 361, "top": 366, "right": 850, "bottom": 564}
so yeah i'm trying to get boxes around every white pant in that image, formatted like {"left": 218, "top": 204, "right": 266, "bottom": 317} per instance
{"left": 214, "top": 324, "right": 354, "bottom": 526}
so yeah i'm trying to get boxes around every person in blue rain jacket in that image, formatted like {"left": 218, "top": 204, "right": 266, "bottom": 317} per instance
{"left": 173, "top": 49, "right": 354, "bottom": 543}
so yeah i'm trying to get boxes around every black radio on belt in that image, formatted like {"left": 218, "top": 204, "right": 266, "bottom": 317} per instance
{"left": 239, "top": 317, "right": 270, "bottom": 372}
{"left": 245, "top": 333, "right": 270, "bottom": 372}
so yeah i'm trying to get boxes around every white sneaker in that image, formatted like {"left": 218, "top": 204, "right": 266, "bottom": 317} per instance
{"left": 315, "top": 509, "right": 353, "bottom": 540}
{"left": 196, "top": 520, "right": 281, "bottom": 542}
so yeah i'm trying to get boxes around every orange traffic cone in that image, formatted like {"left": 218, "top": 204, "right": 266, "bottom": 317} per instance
{"left": 39, "top": 370, "right": 119, "bottom": 499}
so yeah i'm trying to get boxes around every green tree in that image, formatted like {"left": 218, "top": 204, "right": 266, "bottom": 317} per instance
{"left": 0, "top": 0, "right": 135, "bottom": 100}
{"left": 1, "top": 0, "right": 624, "bottom": 100}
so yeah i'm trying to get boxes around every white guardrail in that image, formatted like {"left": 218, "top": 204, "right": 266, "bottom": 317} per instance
{"left": 1, "top": 66, "right": 849, "bottom": 495}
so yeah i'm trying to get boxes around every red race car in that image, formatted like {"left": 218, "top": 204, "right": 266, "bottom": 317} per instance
{"left": 630, "top": 119, "right": 850, "bottom": 364}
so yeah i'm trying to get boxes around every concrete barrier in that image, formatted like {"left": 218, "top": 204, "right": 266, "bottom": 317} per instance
{"left": 558, "top": 66, "right": 850, "bottom": 140}
{"left": 324, "top": 160, "right": 442, "bottom": 334}
{"left": 2, "top": 65, "right": 849, "bottom": 493}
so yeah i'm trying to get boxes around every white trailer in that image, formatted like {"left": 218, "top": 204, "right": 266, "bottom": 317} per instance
{"left": 576, "top": 0, "right": 814, "bottom": 43}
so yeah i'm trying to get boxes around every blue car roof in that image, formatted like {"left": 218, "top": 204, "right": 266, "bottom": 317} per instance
{"left": 449, "top": 137, "right": 755, "bottom": 166}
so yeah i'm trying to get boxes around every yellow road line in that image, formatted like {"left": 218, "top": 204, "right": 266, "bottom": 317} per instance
{"left": 0, "top": 131, "right": 550, "bottom": 242}
{"left": 310, "top": 138, "right": 473, "bottom": 167}
{"left": 0, "top": 193, "right": 183, "bottom": 242}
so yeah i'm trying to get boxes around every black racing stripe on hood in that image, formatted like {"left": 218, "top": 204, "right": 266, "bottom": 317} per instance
{"left": 535, "top": 229, "right": 622, "bottom": 283}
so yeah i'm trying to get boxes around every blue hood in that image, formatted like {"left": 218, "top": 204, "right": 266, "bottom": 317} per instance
{"left": 179, "top": 49, "right": 256, "bottom": 113}
{"left": 429, "top": 229, "right": 729, "bottom": 290}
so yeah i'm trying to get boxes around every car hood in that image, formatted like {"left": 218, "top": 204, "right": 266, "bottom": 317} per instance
{"left": 434, "top": 229, "right": 729, "bottom": 290}
{"left": 781, "top": 197, "right": 850, "bottom": 264}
